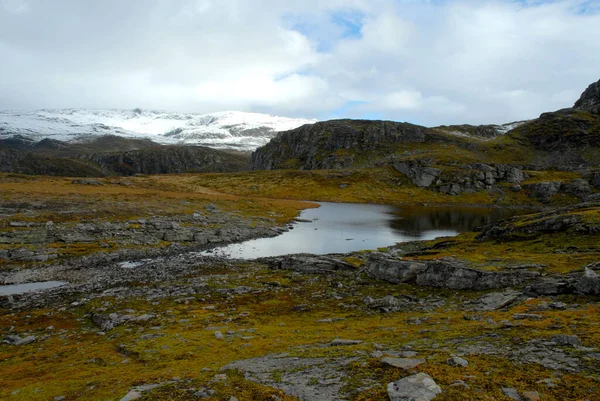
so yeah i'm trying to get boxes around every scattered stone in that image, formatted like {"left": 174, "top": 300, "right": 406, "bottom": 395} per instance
{"left": 522, "top": 391, "right": 541, "bottom": 401}
{"left": 213, "top": 373, "right": 227, "bottom": 382}
{"left": 214, "top": 331, "right": 224, "bottom": 340}
{"left": 329, "top": 339, "right": 363, "bottom": 346}
{"left": 72, "top": 179, "right": 104, "bottom": 186}
{"left": 446, "top": 355, "right": 469, "bottom": 367}
{"left": 549, "top": 301, "right": 567, "bottom": 310}
{"left": 120, "top": 390, "right": 142, "bottom": 401}
{"left": 364, "top": 295, "right": 404, "bottom": 312}
{"left": 551, "top": 334, "right": 581, "bottom": 347}
{"left": 472, "top": 291, "right": 520, "bottom": 311}
{"left": 501, "top": 387, "right": 522, "bottom": 401}
{"left": 449, "top": 380, "right": 470, "bottom": 389}
{"left": 3, "top": 334, "right": 37, "bottom": 345}
{"left": 512, "top": 313, "right": 544, "bottom": 321}
{"left": 381, "top": 357, "right": 426, "bottom": 370}
{"left": 575, "top": 266, "right": 600, "bottom": 295}
{"left": 387, "top": 373, "right": 442, "bottom": 401}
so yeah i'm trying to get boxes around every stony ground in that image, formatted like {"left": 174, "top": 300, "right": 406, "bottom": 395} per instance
{"left": 1, "top": 252, "right": 599, "bottom": 401}
{"left": 1, "top": 173, "right": 600, "bottom": 401}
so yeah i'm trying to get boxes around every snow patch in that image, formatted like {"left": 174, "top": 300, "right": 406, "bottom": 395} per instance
{"left": 0, "top": 109, "right": 317, "bottom": 151}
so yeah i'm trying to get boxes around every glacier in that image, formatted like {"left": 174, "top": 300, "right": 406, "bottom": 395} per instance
{"left": 0, "top": 109, "right": 317, "bottom": 151}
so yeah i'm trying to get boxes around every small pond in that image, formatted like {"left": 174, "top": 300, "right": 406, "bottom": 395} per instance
{"left": 202, "top": 202, "right": 523, "bottom": 259}
{"left": 0, "top": 281, "right": 67, "bottom": 296}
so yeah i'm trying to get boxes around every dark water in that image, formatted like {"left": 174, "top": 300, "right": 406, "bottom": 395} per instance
{"left": 0, "top": 281, "right": 67, "bottom": 296}
{"left": 202, "top": 202, "right": 522, "bottom": 259}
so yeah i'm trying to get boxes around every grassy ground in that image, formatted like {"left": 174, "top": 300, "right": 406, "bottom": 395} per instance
{"left": 1, "top": 263, "right": 599, "bottom": 401}
{"left": 0, "top": 173, "right": 314, "bottom": 226}
{"left": 1, "top": 171, "right": 599, "bottom": 400}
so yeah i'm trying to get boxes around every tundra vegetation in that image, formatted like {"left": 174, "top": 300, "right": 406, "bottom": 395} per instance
{"left": 1, "top": 80, "right": 600, "bottom": 400}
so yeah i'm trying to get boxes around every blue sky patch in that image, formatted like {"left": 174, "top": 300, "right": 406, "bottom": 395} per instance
{"left": 284, "top": 8, "right": 364, "bottom": 53}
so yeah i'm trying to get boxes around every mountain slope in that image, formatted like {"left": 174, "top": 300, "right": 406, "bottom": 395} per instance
{"left": 0, "top": 109, "right": 316, "bottom": 151}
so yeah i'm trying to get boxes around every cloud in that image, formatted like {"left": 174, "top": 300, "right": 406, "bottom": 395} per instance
{"left": 0, "top": 0, "right": 599, "bottom": 126}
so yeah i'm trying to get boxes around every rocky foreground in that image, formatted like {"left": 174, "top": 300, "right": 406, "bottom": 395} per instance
{"left": 1, "top": 200, "right": 600, "bottom": 401}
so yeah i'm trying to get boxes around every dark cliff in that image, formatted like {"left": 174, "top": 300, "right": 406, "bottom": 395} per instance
{"left": 88, "top": 146, "right": 249, "bottom": 175}
{"left": 0, "top": 136, "right": 250, "bottom": 177}
{"left": 250, "top": 119, "right": 448, "bottom": 170}
{"left": 574, "top": 78, "right": 600, "bottom": 115}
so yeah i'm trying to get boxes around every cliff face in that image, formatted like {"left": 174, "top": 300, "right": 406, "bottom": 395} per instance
{"left": 574, "top": 78, "right": 600, "bottom": 115}
{"left": 0, "top": 136, "right": 250, "bottom": 177}
{"left": 0, "top": 148, "right": 106, "bottom": 177}
{"left": 88, "top": 146, "right": 249, "bottom": 175}
{"left": 251, "top": 119, "right": 436, "bottom": 170}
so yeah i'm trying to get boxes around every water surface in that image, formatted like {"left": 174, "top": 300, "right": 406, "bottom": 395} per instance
{"left": 202, "top": 202, "right": 521, "bottom": 259}
{"left": 0, "top": 281, "right": 67, "bottom": 296}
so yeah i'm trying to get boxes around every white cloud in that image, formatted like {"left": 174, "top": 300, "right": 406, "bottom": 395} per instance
{"left": 0, "top": 0, "right": 599, "bottom": 126}
{"left": 1, "top": 0, "right": 29, "bottom": 14}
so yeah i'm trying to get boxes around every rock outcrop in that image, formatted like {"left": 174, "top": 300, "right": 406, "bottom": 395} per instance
{"left": 393, "top": 162, "right": 526, "bottom": 195}
{"left": 251, "top": 119, "right": 437, "bottom": 170}
{"left": 87, "top": 146, "right": 249, "bottom": 175}
{"left": 574, "top": 78, "right": 600, "bottom": 115}
{"left": 0, "top": 137, "right": 250, "bottom": 176}
{"left": 365, "top": 255, "right": 540, "bottom": 290}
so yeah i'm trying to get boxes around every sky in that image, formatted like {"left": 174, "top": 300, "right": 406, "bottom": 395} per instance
{"left": 0, "top": 0, "right": 599, "bottom": 126}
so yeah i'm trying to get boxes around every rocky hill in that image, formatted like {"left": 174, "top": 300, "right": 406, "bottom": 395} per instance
{"left": 0, "top": 135, "right": 250, "bottom": 176}
{"left": 87, "top": 146, "right": 249, "bottom": 175}
{"left": 250, "top": 79, "right": 600, "bottom": 203}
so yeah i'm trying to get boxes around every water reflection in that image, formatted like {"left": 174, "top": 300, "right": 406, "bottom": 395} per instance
{"left": 202, "top": 202, "right": 525, "bottom": 259}
{"left": 389, "top": 206, "right": 523, "bottom": 238}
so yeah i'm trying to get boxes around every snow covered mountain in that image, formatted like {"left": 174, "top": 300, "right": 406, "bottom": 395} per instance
{"left": 0, "top": 109, "right": 317, "bottom": 151}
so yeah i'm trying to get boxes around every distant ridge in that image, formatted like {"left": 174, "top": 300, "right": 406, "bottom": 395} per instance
{"left": 0, "top": 109, "right": 317, "bottom": 152}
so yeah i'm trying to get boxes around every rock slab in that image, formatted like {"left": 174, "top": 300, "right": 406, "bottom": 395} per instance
{"left": 387, "top": 373, "right": 442, "bottom": 401}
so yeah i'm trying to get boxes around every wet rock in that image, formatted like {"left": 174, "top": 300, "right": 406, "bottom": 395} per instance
{"left": 381, "top": 357, "right": 426, "bottom": 370}
{"left": 501, "top": 387, "right": 522, "bottom": 401}
{"left": 387, "top": 373, "right": 442, "bottom": 401}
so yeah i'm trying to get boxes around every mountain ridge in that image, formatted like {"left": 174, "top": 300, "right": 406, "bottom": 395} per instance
{"left": 0, "top": 109, "right": 317, "bottom": 152}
